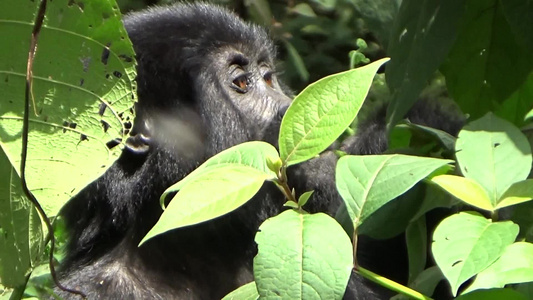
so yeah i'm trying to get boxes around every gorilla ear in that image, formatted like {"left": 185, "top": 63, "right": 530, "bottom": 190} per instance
{"left": 125, "top": 118, "right": 152, "bottom": 155}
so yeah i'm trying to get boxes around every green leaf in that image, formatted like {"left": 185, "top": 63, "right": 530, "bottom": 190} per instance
{"left": 456, "top": 113, "right": 532, "bottom": 204}
{"left": 507, "top": 201, "right": 533, "bottom": 242}
{"left": 0, "top": 0, "right": 136, "bottom": 217}
{"left": 283, "top": 201, "right": 299, "bottom": 209}
{"left": 222, "top": 282, "right": 259, "bottom": 300}
{"left": 297, "top": 190, "right": 314, "bottom": 207}
{"left": 291, "top": 3, "right": 316, "bottom": 17}
{"left": 403, "top": 122, "right": 457, "bottom": 152}
{"left": 455, "top": 288, "right": 527, "bottom": 300}
{"left": 386, "top": 0, "right": 465, "bottom": 128}
{"left": 335, "top": 154, "right": 452, "bottom": 226}
{"left": 500, "top": 0, "right": 533, "bottom": 51}
{"left": 411, "top": 184, "right": 459, "bottom": 221}
{"left": 254, "top": 210, "right": 353, "bottom": 299}
{"left": 441, "top": 0, "right": 533, "bottom": 119}
{"left": 160, "top": 141, "right": 279, "bottom": 207}
{"left": 496, "top": 179, "right": 533, "bottom": 209}
{"left": 494, "top": 73, "right": 533, "bottom": 127}
{"left": 516, "top": 282, "right": 533, "bottom": 299}
{"left": 430, "top": 175, "right": 494, "bottom": 211}
{"left": 0, "top": 149, "right": 43, "bottom": 288}
{"left": 357, "top": 184, "right": 424, "bottom": 239}
{"left": 406, "top": 218, "right": 427, "bottom": 284}
{"left": 432, "top": 212, "right": 519, "bottom": 296}
{"left": 463, "top": 242, "right": 533, "bottom": 294}
{"left": 279, "top": 58, "right": 389, "bottom": 166}
{"left": 141, "top": 165, "right": 268, "bottom": 245}
{"left": 525, "top": 106, "right": 533, "bottom": 121}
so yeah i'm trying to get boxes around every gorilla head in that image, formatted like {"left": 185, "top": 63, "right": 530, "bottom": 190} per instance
{"left": 124, "top": 5, "right": 291, "bottom": 159}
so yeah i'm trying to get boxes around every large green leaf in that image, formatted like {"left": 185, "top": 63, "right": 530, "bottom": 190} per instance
{"left": 432, "top": 212, "right": 519, "bottom": 296}
{"left": 279, "top": 58, "right": 389, "bottom": 166}
{"left": 456, "top": 113, "right": 532, "bottom": 204}
{"left": 335, "top": 154, "right": 452, "bottom": 226}
{"left": 160, "top": 141, "right": 279, "bottom": 207}
{"left": 0, "top": 149, "right": 43, "bottom": 288}
{"left": 140, "top": 165, "right": 268, "bottom": 245}
{"left": 0, "top": 0, "right": 136, "bottom": 217}
{"left": 254, "top": 210, "right": 352, "bottom": 299}
{"left": 463, "top": 242, "right": 533, "bottom": 294}
{"left": 385, "top": 0, "right": 464, "bottom": 127}
{"left": 441, "top": 0, "right": 533, "bottom": 119}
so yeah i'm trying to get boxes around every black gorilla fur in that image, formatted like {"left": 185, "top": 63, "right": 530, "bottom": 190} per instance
{"left": 57, "top": 3, "right": 463, "bottom": 299}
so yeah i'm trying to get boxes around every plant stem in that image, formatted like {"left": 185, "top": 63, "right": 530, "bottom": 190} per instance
{"left": 357, "top": 266, "right": 434, "bottom": 300}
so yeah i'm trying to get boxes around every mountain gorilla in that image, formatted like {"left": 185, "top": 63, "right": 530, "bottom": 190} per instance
{"left": 56, "top": 3, "right": 462, "bottom": 299}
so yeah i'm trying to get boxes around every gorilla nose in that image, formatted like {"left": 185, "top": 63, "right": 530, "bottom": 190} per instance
{"left": 278, "top": 103, "right": 290, "bottom": 119}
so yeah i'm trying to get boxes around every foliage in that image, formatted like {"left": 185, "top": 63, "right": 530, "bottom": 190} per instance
{"left": 0, "top": 0, "right": 532, "bottom": 299}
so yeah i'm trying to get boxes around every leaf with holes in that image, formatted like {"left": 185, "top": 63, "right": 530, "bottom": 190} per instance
{"left": 279, "top": 58, "right": 389, "bottom": 166}
{"left": 432, "top": 212, "right": 519, "bottom": 296}
{"left": 456, "top": 113, "right": 532, "bottom": 205}
{"left": 0, "top": 0, "right": 136, "bottom": 217}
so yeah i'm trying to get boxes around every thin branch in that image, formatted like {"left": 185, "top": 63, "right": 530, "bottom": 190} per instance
{"left": 22, "top": 0, "right": 86, "bottom": 298}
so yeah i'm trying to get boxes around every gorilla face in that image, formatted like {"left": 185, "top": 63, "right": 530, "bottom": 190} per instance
{"left": 196, "top": 47, "right": 292, "bottom": 153}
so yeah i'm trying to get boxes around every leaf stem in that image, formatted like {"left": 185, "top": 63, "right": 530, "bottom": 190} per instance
{"left": 276, "top": 165, "right": 297, "bottom": 202}
{"left": 357, "top": 266, "right": 433, "bottom": 300}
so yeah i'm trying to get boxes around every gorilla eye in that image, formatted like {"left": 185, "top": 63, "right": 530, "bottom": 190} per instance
{"left": 232, "top": 74, "right": 249, "bottom": 93}
{"left": 263, "top": 72, "right": 273, "bottom": 88}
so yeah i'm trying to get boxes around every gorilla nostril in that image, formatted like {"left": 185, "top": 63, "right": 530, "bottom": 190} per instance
{"left": 278, "top": 104, "right": 290, "bottom": 118}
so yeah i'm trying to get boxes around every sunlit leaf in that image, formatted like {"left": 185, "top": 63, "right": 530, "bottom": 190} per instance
{"left": 279, "top": 58, "right": 389, "bottom": 166}
{"left": 254, "top": 210, "right": 352, "bottom": 299}
{"left": 496, "top": 179, "right": 533, "bottom": 209}
{"left": 336, "top": 154, "right": 452, "bottom": 226}
{"left": 463, "top": 242, "right": 533, "bottom": 294}
{"left": 430, "top": 175, "right": 493, "bottom": 211}
{"left": 160, "top": 141, "right": 279, "bottom": 207}
{"left": 456, "top": 113, "right": 532, "bottom": 204}
{"left": 0, "top": 0, "right": 136, "bottom": 217}
{"left": 432, "top": 212, "right": 519, "bottom": 296}
{"left": 141, "top": 165, "right": 268, "bottom": 245}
